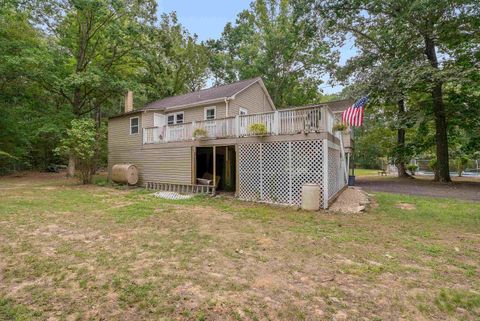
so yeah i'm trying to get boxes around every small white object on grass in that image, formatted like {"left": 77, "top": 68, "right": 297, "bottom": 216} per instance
{"left": 152, "top": 191, "right": 194, "bottom": 200}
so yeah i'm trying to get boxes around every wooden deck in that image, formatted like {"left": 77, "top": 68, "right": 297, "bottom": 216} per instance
{"left": 143, "top": 105, "right": 336, "bottom": 144}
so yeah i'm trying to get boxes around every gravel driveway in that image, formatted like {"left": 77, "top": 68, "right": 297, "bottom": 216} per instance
{"left": 356, "top": 176, "right": 480, "bottom": 202}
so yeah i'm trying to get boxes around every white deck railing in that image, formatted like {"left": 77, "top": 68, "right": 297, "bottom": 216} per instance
{"left": 278, "top": 106, "right": 324, "bottom": 134}
{"left": 194, "top": 117, "right": 236, "bottom": 139}
{"left": 143, "top": 105, "right": 336, "bottom": 144}
{"left": 165, "top": 123, "right": 193, "bottom": 142}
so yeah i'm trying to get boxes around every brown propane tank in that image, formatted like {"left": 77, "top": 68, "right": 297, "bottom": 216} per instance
{"left": 111, "top": 164, "right": 139, "bottom": 185}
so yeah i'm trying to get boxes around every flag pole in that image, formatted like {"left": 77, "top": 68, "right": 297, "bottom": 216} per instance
{"left": 352, "top": 126, "right": 355, "bottom": 179}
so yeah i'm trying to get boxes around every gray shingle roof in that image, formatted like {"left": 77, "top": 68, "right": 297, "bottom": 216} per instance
{"left": 141, "top": 77, "right": 261, "bottom": 111}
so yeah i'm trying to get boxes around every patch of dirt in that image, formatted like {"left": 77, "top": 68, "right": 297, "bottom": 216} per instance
{"left": 329, "top": 187, "right": 369, "bottom": 213}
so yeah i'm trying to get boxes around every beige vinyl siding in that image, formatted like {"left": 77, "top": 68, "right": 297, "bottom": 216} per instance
{"left": 108, "top": 147, "right": 192, "bottom": 185}
{"left": 108, "top": 114, "right": 192, "bottom": 185}
{"left": 229, "top": 83, "right": 275, "bottom": 116}
{"left": 108, "top": 114, "right": 143, "bottom": 151}
{"left": 142, "top": 111, "right": 155, "bottom": 128}
{"left": 179, "top": 102, "right": 227, "bottom": 122}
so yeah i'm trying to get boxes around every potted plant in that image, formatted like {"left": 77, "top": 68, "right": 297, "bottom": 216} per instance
{"left": 193, "top": 128, "right": 208, "bottom": 140}
{"left": 333, "top": 122, "right": 348, "bottom": 133}
{"left": 248, "top": 123, "right": 268, "bottom": 136}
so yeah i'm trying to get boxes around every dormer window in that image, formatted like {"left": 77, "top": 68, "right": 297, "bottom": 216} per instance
{"left": 204, "top": 106, "right": 216, "bottom": 120}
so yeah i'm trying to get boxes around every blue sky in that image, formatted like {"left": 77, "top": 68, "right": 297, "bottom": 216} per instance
{"left": 156, "top": 0, "right": 357, "bottom": 94}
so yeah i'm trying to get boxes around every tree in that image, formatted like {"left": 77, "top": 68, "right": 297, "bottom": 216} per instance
{"left": 315, "top": 0, "right": 480, "bottom": 182}
{"left": 31, "top": 0, "right": 157, "bottom": 176}
{"left": 0, "top": 0, "right": 67, "bottom": 173}
{"left": 56, "top": 119, "right": 100, "bottom": 184}
{"left": 208, "top": 0, "right": 332, "bottom": 107}
{"left": 137, "top": 12, "right": 209, "bottom": 104}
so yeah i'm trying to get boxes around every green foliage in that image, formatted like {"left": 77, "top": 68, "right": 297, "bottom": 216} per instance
{"left": 0, "top": 297, "right": 41, "bottom": 320}
{"left": 138, "top": 13, "right": 209, "bottom": 104}
{"left": 435, "top": 289, "right": 480, "bottom": 314}
{"left": 248, "top": 123, "right": 268, "bottom": 136}
{"left": 406, "top": 164, "right": 417, "bottom": 175}
{"left": 333, "top": 123, "right": 347, "bottom": 132}
{"left": 318, "top": 0, "right": 480, "bottom": 182}
{"left": 1, "top": 0, "right": 479, "bottom": 180}
{"left": 455, "top": 156, "right": 469, "bottom": 177}
{"left": 208, "top": 0, "right": 332, "bottom": 107}
{"left": 56, "top": 119, "right": 99, "bottom": 184}
{"left": 429, "top": 159, "right": 438, "bottom": 172}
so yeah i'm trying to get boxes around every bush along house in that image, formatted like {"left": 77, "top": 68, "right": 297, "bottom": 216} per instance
{"left": 108, "top": 77, "right": 352, "bottom": 209}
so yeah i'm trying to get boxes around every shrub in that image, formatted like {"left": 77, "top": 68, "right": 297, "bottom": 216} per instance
{"left": 428, "top": 158, "right": 437, "bottom": 172}
{"left": 406, "top": 164, "right": 417, "bottom": 175}
{"left": 333, "top": 123, "right": 348, "bottom": 132}
{"left": 193, "top": 128, "right": 208, "bottom": 139}
{"left": 248, "top": 123, "right": 267, "bottom": 135}
{"left": 455, "top": 156, "right": 469, "bottom": 177}
{"left": 55, "top": 119, "right": 99, "bottom": 184}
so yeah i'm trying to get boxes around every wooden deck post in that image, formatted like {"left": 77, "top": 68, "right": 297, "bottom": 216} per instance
{"left": 191, "top": 146, "right": 196, "bottom": 185}
{"left": 235, "top": 144, "right": 239, "bottom": 197}
{"left": 273, "top": 111, "right": 280, "bottom": 135}
{"left": 213, "top": 146, "right": 216, "bottom": 190}
{"left": 235, "top": 115, "right": 240, "bottom": 137}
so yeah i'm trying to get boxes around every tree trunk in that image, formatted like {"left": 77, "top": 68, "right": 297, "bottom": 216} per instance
{"left": 67, "top": 154, "right": 75, "bottom": 177}
{"left": 396, "top": 99, "right": 410, "bottom": 178}
{"left": 424, "top": 35, "right": 451, "bottom": 182}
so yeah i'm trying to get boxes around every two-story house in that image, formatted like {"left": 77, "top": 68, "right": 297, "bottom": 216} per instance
{"left": 108, "top": 77, "right": 350, "bottom": 209}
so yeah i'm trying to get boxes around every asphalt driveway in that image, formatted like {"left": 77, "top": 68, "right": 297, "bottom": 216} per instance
{"left": 356, "top": 175, "right": 480, "bottom": 201}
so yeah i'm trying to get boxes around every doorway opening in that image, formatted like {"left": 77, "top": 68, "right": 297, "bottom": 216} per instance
{"left": 195, "top": 146, "right": 236, "bottom": 192}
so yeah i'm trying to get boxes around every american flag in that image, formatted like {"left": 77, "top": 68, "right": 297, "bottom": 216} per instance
{"left": 342, "top": 96, "right": 368, "bottom": 127}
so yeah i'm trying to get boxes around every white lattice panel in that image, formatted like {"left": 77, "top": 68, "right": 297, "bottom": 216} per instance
{"left": 261, "top": 142, "right": 290, "bottom": 204}
{"left": 291, "top": 140, "right": 324, "bottom": 206}
{"left": 238, "top": 143, "right": 261, "bottom": 201}
{"left": 328, "top": 147, "right": 341, "bottom": 199}
{"left": 238, "top": 140, "right": 324, "bottom": 207}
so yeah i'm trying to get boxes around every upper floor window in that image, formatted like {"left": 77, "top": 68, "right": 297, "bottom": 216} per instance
{"left": 130, "top": 117, "right": 139, "bottom": 135}
{"left": 167, "top": 112, "right": 184, "bottom": 125}
{"left": 239, "top": 108, "right": 248, "bottom": 116}
{"left": 204, "top": 106, "right": 216, "bottom": 120}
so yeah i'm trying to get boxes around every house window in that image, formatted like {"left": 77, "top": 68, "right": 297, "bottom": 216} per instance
{"left": 167, "top": 112, "right": 184, "bottom": 125}
{"left": 176, "top": 112, "right": 184, "bottom": 124}
{"left": 204, "top": 106, "right": 216, "bottom": 120}
{"left": 130, "top": 117, "right": 139, "bottom": 135}
{"left": 239, "top": 108, "right": 248, "bottom": 115}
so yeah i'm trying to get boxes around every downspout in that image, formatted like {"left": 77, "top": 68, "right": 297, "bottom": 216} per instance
{"left": 224, "top": 97, "right": 230, "bottom": 117}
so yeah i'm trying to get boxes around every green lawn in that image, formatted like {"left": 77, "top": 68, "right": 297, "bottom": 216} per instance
{"left": 0, "top": 173, "right": 479, "bottom": 320}
{"left": 354, "top": 168, "right": 382, "bottom": 176}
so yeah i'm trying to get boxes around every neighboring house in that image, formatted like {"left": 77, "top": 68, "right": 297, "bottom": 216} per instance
{"left": 108, "top": 77, "right": 350, "bottom": 208}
